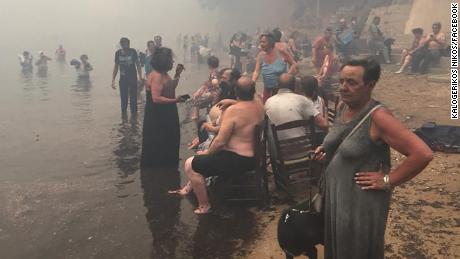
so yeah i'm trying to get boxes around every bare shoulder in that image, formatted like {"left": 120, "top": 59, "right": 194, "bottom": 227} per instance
{"left": 224, "top": 104, "right": 240, "bottom": 117}
{"left": 371, "top": 106, "right": 404, "bottom": 131}
{"left": 228, "top": 101, "right": 263, "bottom": 114}
{"left": 148, "top": 70, "right": 156, "bottom": 79}
{"left": 150, "top": 70, "right": 161, "bottom": 79}
{"left": 279, "top": 46, "right": 289, "bottom": 54}
{"left": 256, "top": 51, "right": 266, "bottom": 59}
{"left": 371, "top": 106, "right": 394, "bottom": 122}
{"left": 250, "top": 100, "right": 265, "bottom": 119}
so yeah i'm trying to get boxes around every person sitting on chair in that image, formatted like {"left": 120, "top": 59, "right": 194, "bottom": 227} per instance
{"left": 265, "top": 73, "right": 328, "bottom": 141}
{"left": 168, "top": 77, "right": 264, "bottom": 214}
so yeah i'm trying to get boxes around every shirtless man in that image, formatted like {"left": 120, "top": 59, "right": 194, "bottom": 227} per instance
{"left": 169, "top": 77, "right": 265, "bottom": 214}
{"left": 312, "top": 28, "right": 333, "bottom": 72}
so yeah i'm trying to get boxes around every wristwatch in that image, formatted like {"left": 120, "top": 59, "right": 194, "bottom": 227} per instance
{"left": 383, "top": 174, "right": 392, "bottom": 191}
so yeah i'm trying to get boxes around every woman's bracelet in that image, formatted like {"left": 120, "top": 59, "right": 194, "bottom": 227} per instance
{"left": 383, "top": 174, "right": 392, "bottom": 191}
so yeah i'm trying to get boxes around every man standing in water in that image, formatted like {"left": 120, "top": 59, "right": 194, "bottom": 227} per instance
{"left": 111, "top": 37, "right": 143, "bottom": 115}
{"left": 35, "top": 51, "right": 52, "bottom": 75}
{"left": 19, "top": 51, "right": 33, "bottom": 73}
{"left": 55, "top": 45, "right": 66, "bottom": 62}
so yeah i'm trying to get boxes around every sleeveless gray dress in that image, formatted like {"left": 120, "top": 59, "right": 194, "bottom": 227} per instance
{"left": 322, "top": 100, "right": 392, "bottom": 259}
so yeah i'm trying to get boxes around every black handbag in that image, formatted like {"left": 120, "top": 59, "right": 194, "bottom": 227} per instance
{"left": 278, "top": 199, "right": 324, "bottom": 259}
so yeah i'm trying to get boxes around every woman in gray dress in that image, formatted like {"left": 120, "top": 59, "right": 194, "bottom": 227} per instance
{"left": 315, "top": 59, "right": 433, "bottom": 259}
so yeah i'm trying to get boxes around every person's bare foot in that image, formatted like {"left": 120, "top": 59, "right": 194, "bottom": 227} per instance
{"left": 168, "top": 182, "right": 192, "bottom": 196}
{"left": 188, "top": 137, "right": 200, "bottom": 150}
{"left": 194, "top": 205, "right": 211, "bottom": 215}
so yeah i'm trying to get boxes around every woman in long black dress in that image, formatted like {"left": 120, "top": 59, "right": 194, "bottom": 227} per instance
{"left": 141, "top": 47, "right": 186, "bottom": 167}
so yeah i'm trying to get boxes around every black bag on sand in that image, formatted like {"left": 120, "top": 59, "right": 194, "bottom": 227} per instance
{"left": 277, "top": 199, "right": 324, "bottom": 259}
{"left": 414, "top": 122, "right": 460, "bottom": 153}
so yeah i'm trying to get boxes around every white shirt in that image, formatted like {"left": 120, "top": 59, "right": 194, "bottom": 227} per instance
{"left": 312, "top": 96, "right": 326, "bottom": 119}
{"left": 265, "top": 88, "right": 320, "bottom": 140}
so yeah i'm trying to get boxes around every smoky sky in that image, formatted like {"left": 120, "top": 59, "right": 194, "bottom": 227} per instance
{"left": 0, "top": 0, "right": 295, "bottom": 50}
{"left": 0, "top": 0, "right": 220, "bottom": 53}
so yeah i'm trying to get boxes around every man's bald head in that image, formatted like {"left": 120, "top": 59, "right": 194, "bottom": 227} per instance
{"left": 235, "top": 76, "right": 256, "bottom": 101}
{"left": 279, "top": 73, "right": 296, "bottom": 91}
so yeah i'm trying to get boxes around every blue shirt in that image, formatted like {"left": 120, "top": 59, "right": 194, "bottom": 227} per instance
{"left": 261, "top": 54, "right": 287, "bottom": 89}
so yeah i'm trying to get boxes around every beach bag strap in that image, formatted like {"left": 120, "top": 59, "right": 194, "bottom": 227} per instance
{"left": 314, "top": 104, "right": 383, "bottom": 213}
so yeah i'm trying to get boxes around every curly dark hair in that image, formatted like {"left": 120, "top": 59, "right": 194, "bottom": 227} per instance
{"left": 219, "top": 68, "right": 241, "bottom": 82}
{"left": 412, "top": 27, "right": 424, "bottom": 35}
{"left": 272, "top": 28, "right": 282, "bottom": 42}
{"left": 150, "top": 47, "right": 173, "bottom": 73}
{"left": 218, "top": 67, "right": 230, "bottom": 77}
{"left": 260, "top": 33, "right": 276, "bottom": 48}
{"left": 229, "top": 68, "right": 241, "bottom": 82}
{"left": 207, "top": 56, "right": 219, "bottom": 69}
{"left": 300, "top": 76, "right": 319, "bottom": 101}
{"left": 341, "top": 58, "right": 381, "bottom": 84}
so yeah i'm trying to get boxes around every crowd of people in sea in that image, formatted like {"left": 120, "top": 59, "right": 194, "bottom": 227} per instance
{"left": 18, "top": 45, "right": 94, "bottom": 77}
{"left": 17, "top": 14, "right": 447, "bottom": 258}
